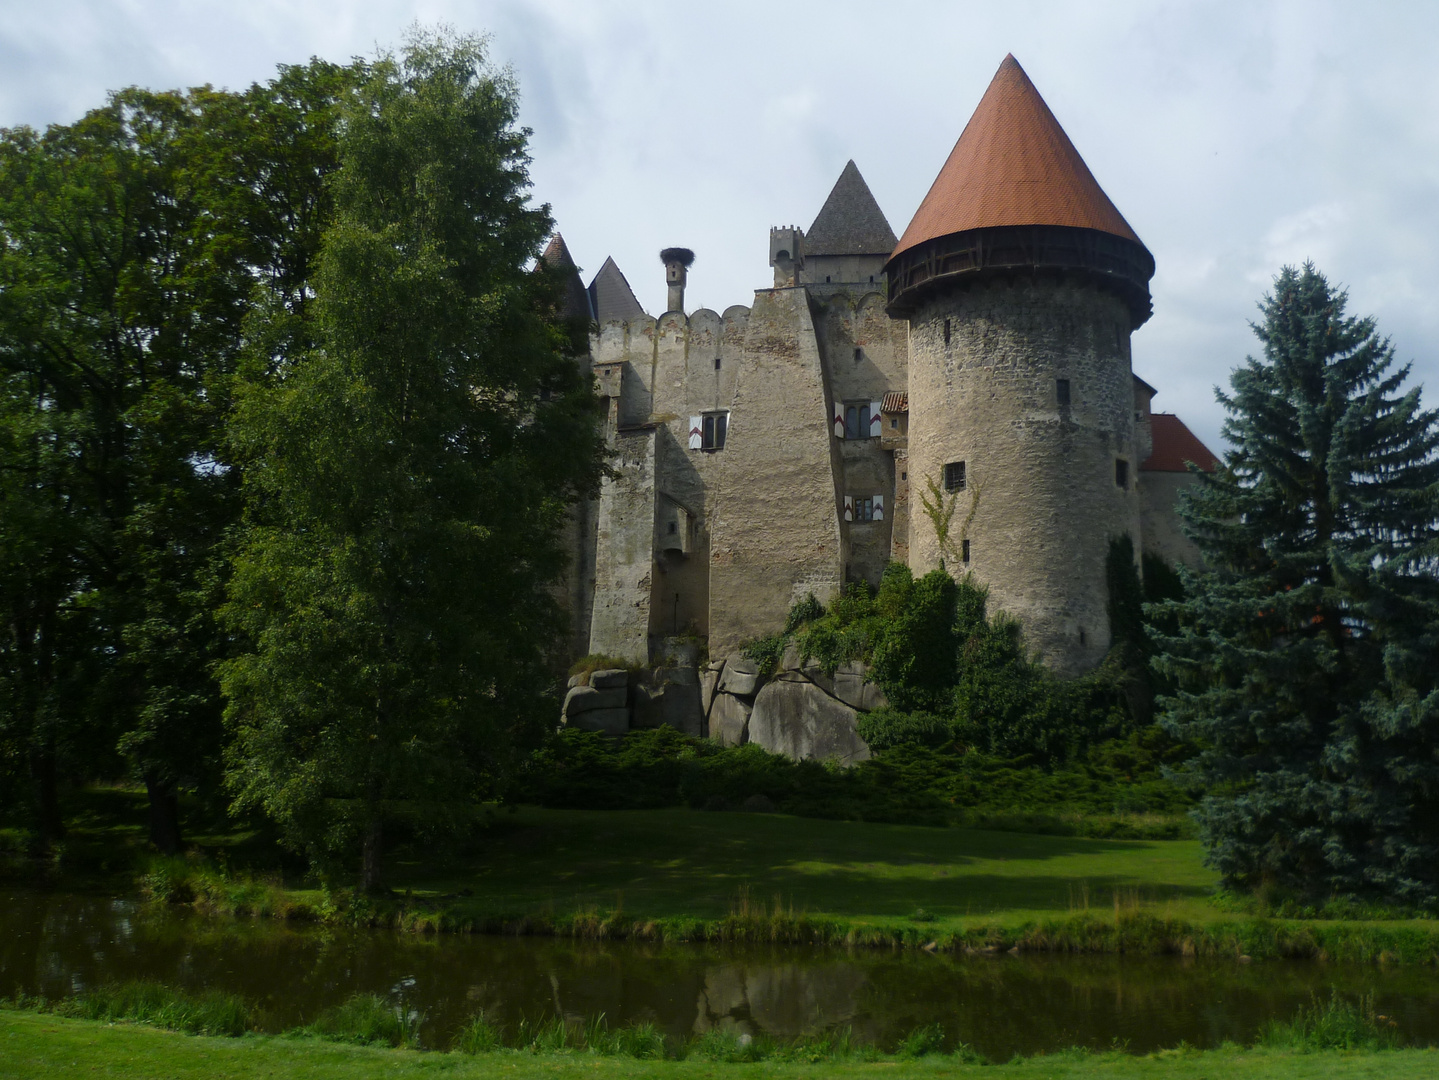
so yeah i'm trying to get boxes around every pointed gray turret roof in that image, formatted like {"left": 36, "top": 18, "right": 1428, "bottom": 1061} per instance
{"left": 587, "top": 256, "right": 647, "bottom": 323}
{"left": 805, "top": 160, "right": 898, "bottom": 256}
{"left": 541, "top": 233, "right": 594, "bottom": 321}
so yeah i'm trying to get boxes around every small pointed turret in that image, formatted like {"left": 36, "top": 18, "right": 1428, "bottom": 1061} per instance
{"left": 541, "top": 233, "right": 594, "bottom": 322}
{"left": 587, "top": 256, "right": 647, "bottom": 324}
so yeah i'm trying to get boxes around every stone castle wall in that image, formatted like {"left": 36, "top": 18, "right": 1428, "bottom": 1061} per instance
{"left": 905, "top": 277, "right": 1143, "bottom": 677}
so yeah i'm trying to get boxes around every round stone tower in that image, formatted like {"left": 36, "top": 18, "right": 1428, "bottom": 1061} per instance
{"left": 886, "top": 55, "right": 1155, "bottom": 676}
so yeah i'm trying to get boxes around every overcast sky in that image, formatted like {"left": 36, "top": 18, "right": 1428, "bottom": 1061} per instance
{"left": 5, "top": 1, "right": 1438, "bottom": 452}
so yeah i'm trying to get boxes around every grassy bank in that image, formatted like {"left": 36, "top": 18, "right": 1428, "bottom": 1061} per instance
{"left": 134, "top": 804, "right": 1439, "bottom": 963}
{"left": 9, "top": 789, "right": 1438, "bottom": 963}
{"left": 2, "top": 1010, "right": 1436, "bottom": 1080}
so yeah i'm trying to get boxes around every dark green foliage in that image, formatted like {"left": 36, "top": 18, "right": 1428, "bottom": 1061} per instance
{"left": 515, "top": 726, "right": 1189, "bottom": 831}
{"left": 742, "top": 565, "right": 1145, "bottom": 767}
{"left": 1155, "top": 263, "right": 1439, "bottom": 910}
{"left": 0, "top": 59, "right": 365, "bottom": 851}
{"left": 1106, "top": 535, "right": 1146, "bottom": 651}
{"left": 219, "top": 31, "right": 605, "bottom": 890}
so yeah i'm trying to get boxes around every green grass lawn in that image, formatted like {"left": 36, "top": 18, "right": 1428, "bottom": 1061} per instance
{"left": 2, "top": 1011, "right": 1434, "bottom": 1080}
{"left": 391, "top": 805, "right": 1219, "bottom": 929}
{"left": 11, "top": 789, "right": 1439, "bottom": 960}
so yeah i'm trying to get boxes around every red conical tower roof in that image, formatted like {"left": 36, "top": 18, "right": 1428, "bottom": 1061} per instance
{"left": 892, "top": 55, "right": 1142, "bottom": 259}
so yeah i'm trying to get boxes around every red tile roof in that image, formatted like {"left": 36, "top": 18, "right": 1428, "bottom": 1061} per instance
{"left": 892, "top": 55, "right": 1143, "bottom": 260}
{"left": 881, "top": 392, "right": 908, "bottom": 413}
{"left": 1143, "top": 413, "right": 1219, "bottom": 473}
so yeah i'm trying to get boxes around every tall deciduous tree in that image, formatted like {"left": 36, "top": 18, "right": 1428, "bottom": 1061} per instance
{"left": 0, "top": 61, "right": 361, "bottom": 851}
{"left": 1155, "top": 263, "right": 1439, "bottom": 908}
{"left": 220, "top": 30, "right": 605, "bottom": 891}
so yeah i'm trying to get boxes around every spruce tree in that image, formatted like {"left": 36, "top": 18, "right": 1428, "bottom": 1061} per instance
{"left": 1155, "top": 263, "right": 1439, "bottom": 908}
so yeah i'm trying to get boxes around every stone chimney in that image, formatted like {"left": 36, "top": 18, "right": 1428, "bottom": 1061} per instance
{"left": 660, "top": 247, "right": 694, "bottom": 314}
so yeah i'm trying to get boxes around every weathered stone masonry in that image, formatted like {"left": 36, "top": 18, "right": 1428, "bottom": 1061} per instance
{"left": 545, "top": 55, "right": 1219, "bottom": 752}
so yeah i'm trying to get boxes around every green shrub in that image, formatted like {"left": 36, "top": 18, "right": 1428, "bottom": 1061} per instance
{"left": 67, "top": 981, "right": 253, "bottom": 1037}
{"left": 451, "top": 1011, "right": 502, "bottom": 1053}
{"left": 685, "top": 1028, "right": 772, "bottom": 1062}
{"left": 895, "top": 1023, "right": 946, "bottom": 1058}
{"left": 302, "top": 992, "right": 420, "bottom": 1047}
{"left": 1259, "top": 992, "right": 1401, "bottom": 1052}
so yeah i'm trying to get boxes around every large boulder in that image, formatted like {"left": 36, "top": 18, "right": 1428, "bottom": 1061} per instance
{"left": 661, "top": 677, "right": 704, "bottom": 736}
{"left": 748, "top": 679, "right": 870, "bottom": 765}
{"left": 589, "top": 668, "right": 629, "bottom": 690}
{"left": 569, "top": 708, "right": 629, "bottom": 735}
{"left": 563, "top": 684, "right": 627, "bottom": 716}
{"left": 718, "top": 656, "right": 764, "bottom": 697}
{"left": 833, "top": 661, "right": 889, "bottom": 711}
{"left": 710, "top": 692, "right": 751, "bottom": 747}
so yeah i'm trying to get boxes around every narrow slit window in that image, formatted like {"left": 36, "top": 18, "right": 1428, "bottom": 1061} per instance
{"left": 962, "top": 539, "right": 971, "bottom": 563}
{"left": 944, "top": 460, "right": 966, "bottom": 492}
{"left": 1056, "top": 378, "right": 1071, "bottom": 406}
{"left": 714, "top": 356, "right": 721, "bottom": 370}
{"left": 1115, "top": 459, "right": 1128, "bottom": 488}
{"left": 943, "top": 319, "right": 951, "bottom": 346}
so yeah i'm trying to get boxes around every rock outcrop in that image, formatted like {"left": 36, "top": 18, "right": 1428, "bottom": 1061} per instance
{"left": 561, "top": 650, "right": 885, "bottom": 764}
{"left": 702, "top": 652, "right": 886, "bottom": 764}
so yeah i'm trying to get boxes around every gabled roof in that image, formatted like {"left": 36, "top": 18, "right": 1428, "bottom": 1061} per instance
{"left": 587, "top": 256, "right": 647, "bottom": 324}
{"left": 1142, "top": 414, "right": 1219, "bottom": 473}
{"left": 806, "top": 160, "right": 898, "bottom": 256}
{"left": 541, "top": 233, "right": 594, "bottom": 322}
{"left": 892, "top": 54, "right": 1143, "bottom": 260}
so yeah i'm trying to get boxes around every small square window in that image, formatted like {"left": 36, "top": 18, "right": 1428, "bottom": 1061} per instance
{"left": 944, "top": 460, "right": 966, "bottom": 492}
{"left": 890, "top": 418, "right": 898, "bottom": 429}
{"left": 1115, "top": 459, "right": 1129, "bottom": 488}
{"left": 1056, "top": 378, "right": 1071, "bottom": 406}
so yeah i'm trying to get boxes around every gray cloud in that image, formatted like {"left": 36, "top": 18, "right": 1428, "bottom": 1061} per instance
{"left": 5, "top": 0, "right": 1437, "bottom": 453}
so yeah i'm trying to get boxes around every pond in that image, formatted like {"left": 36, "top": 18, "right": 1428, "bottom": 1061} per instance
{"left": 3, "top": 889, "right": 1438, "bottom": 1057}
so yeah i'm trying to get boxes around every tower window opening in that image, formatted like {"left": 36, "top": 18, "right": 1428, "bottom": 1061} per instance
{"left": 901, "top": 471, "right": 907, "bottom": 481}
{"left": 826, "top": 275, "right": 832, "bottom": 283}
{"left": 943, "top": 319, "right": 951, "bottom": 346}
{"left": 962, "top": 539, "right": 971, "bottom": 563}
{"left": 1115, "top": 459, "right": 1129, "bottom": 488}
{"left": 944, "top": 460, "right": 966, "bottom": 492}
{"left": 1056, "top": 378, "right": 1071, "bottom": 406}
{"left": 668, "top": 521, "right": 677, "bottom": 534}
{"left": 1079, "top": 627, "right": 1087, "bottom": 646}
{"left": 702, "top": 411, "right": 728, "bottom": 450}
{"left": 869, "top": 275, "right": 875, "bottom": 284}
{"left": 844, "top": 402, "right": 872, "bottom": 440}
{"left": 854, "top": 347, "right": 862, "bottom": 361}
{"left": 714, "top": 356, "right": 721, "bottom": 370}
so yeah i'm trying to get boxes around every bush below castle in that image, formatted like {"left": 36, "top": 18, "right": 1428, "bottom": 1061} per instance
{"left": 518, "top": 567, "right": 1194, "bottom": 836}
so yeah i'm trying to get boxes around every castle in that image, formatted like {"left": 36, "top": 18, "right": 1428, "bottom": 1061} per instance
{"left": 550, "top": 55, "right": 1217, "bottom": 688}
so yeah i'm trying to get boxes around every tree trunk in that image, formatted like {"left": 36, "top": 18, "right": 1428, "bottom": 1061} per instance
{"left": 360, "top": 817, "right": 383, "bottom": 893}
{"left": 144, "top": 772, "right": 183, "bottom": 854}
{"left": 30, "top": 745, "right": 65, "bottom": 851}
